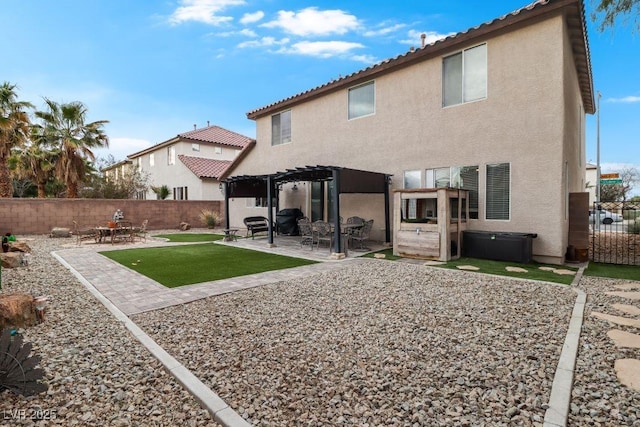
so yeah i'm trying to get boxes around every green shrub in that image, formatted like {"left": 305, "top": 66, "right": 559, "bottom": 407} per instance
{"left": 198, "top": 209, "right": 221, "bottom": 228}
{"left": 623, "top": 210, "right": 640, "bottom": 221}
{"left": 629, "top": 219, "right": 640, "bottom": 235}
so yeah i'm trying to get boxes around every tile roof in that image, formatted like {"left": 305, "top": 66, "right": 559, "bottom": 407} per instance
{"left": 246, "top": 0, "right": 594, "bottom": 118}
{"left": 178, "top": 155, "right": 233, "bottom": 179}
{"left": 178, "top": 125, "right": 254, "bottom": 149}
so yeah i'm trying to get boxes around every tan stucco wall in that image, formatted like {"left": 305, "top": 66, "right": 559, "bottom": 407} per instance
{"left": 230, "top": 14, "right": 588, "bottom": 263}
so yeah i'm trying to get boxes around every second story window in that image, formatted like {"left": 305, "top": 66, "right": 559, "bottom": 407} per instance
{"left": 214, "top": 146, "right": 222, "bottom": 155}
{"left": 149, "top": 153, "right": 155, "bottom": 167}
{"left": 167, "top": 146, "right": 176, "bottom": 165}
{"left": 192, "top": 143, "right": 200, "bottom": 152}
{"left": 443, "top": 43, "right": 487, "bottom": 107}
{"left": 271, "top": 110, "right": 291, "bottom": 146}
{"left": 348, "top": 81, "right": 375, "bottom": 120}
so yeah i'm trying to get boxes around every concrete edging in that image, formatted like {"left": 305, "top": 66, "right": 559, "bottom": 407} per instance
{"left": 52, "top": 251, "right": 251, "bottom": 427}
{"left": 542, "top": 266, "right": 587, "bottom": 427}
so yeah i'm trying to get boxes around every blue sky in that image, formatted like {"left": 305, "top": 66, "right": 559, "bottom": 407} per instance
{"left": 2, "top": 0, "right": 638, "bottom": 182}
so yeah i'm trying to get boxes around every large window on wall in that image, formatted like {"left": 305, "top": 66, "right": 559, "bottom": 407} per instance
{"left": 426, "top": 166, "right": 478, "bottom": 219}
{"left": 443, "top": 43, "right": 487, "bottom": 107}
{"left": 173, "top": 186, "right": 188, "bottom": 200}
{"left": 272, "top": 110, "right": 291, "bottom": 146}
{"left": 486, "top": 163, "right": 510, "bottom": 220}
{"left": 348, "top": 81, "right": 375, "bottom": 120}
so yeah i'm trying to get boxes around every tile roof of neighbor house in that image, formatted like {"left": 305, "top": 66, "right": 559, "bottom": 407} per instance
{"left": 178, "top": 155, "right": 233, "bottom": 179}
{"left": 177, "top": 125, "right": 254, "bottom": 149}
{"left": 127, "top": 125, "right": 254, "bottom": 158}
{"left": 246, "top": 0, "right": 594, "bottom": 119}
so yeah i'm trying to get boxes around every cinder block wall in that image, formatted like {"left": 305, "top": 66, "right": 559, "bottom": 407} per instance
{"left": 0, "top": 199, "right": 223, "bottom": 235}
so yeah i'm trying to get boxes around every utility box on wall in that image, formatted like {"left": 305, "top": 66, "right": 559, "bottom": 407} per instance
{"left": 393, "top": 188, "right": 468, "bottom": 261}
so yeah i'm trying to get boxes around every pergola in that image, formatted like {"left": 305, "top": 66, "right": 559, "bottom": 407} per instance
{"left": 222, "top": 165, "right": 392, "bottom": 254}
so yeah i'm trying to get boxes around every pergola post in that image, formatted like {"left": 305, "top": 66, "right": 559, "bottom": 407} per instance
{"left": 223, "top": 182, "right": 230, "bottom": 230}
{"left": 384, "top": 175, "right": 391, "bottom": 244}
{"left": 332, "top": 169, "right": 342, "bottom": 254}
{"left": 267, "top": 176, "right": 274, "bottom": 245}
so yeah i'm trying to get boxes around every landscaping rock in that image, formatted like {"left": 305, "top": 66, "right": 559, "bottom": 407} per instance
{"left": 8, "top": 241, "right": 31, "bottom": 252}
{"left": 0, "top": 293, "right": 37, "bottom": 329}
{"left": 1, "top": 251, "right": 24, "bottom": 268}
{"left": 50, "top": 227, "right": 71, "bottom": 238}
{"left": 179, "top": 222, "right": 191, "bottom": 231}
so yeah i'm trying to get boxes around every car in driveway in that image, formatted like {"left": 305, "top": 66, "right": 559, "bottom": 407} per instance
{"left": 589, "top": 209, "right": 623, "bottom": 224}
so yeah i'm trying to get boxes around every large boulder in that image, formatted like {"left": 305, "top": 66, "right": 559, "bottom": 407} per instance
{"left": 0, "top": 294, "right": 37, "bottom": 329}
{"left": 8, "top": 241, "right": 31, "bottom": 253}
{"left": 50, "top": 227, "right": 71, "bottom": 238}
{"left": 1, "top": 252, "right": 24, "bottom": 268}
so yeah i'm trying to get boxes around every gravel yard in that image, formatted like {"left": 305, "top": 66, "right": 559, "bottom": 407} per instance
{"left": 572, "top": 276, "right": 640, "bottom": 426}
{"left": 3, "top": 234, "right": 609, "bottom": 426}
{"left": 134, "top": 261, "right": 576, "bottom": 426}
{"left": 0, "top": 236, "right": 217, "bottom": 426}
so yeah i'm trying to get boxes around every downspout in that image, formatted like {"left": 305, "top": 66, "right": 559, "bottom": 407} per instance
{"left": 267, "top": 176, "right": 274, "bottom": 245}
{"left": 332, "top": 169, "right": 342, "bottom": 253}
{"left": 384, "top": 175, "right": 391, "bottom": 244}
{"left": 223, "top": 182, "right": 230, "bottom": 230}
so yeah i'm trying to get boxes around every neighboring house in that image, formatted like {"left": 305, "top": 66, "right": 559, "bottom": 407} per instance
{"left": 103, "top": 159, "right": 134, "bottom": 184}
{"left": 225, "top": 0, "right": 594, "bottom": 264}
{"left": 128, "top": 124, "right": 254, "bottom": 200}
{"left": 586, "top": 162, "right": 598, "bottom": 206}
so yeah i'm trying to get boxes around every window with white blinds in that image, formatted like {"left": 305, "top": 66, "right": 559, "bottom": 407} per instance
{"left": 271, "top": 110, "right": 291, "bottom": 146}
{"left": 348, "top": 81, "right": 375, "bottom": 120}
{"left": 486, "top": 163, "right": 510, "bottom": 220}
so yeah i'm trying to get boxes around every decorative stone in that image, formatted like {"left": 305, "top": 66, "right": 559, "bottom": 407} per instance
{"left": 179, "top": 222, "right": 191, "bottom": 231}
{"left": 50, "top": 227, "right": 71, "bottom": 238}
{"left": 612, "top": 304, "right": 640, "bottom": 316}
{"left": 8, "top": 241, "right": 31, "bottom": 252}
{"left": 615, "top": 359, "right": 640, "bottom": 391}
{"left": 1, "top": 251, "right": 24, "bottom": 268}
{"left": 538, "top": 266, "right": 556, "bottom": 271}
{"left": 424, "top": 260, "right": 445, "bottom": 266}
{"left": 373, "top": 254, "right": 386, "bottom": 259}
{"left": 506, "top": 266, "right": 528, "bottom": 273}
{"left": 607, "top": 330, "right": 640, "bottom": 349}
{"left": 457, "top": 265, "right": 480, "bottom": 271}
{"left": 605, "top": 291, "right": 640, "bottom": 301}
{"left": 552, "top": 269, "right": 576, "bottom": 276}
{"left": 591, "top": 312, "right": 640, "bottom": 329}
{"left": 614, "top": 283, "right": 640, "bottom": 291}
{"left": 0, "top": 293, "right": 37, "bottom": 329}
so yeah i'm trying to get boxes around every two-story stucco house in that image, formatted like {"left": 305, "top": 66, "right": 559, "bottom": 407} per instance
{"left": 223, "top": 0, "right": 594, "bottom": 264}
{"left": 128, "top": 124, "right": 254, "bottom": 201}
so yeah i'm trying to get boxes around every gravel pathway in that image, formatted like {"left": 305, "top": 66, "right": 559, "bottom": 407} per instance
{"left": 0, "top": 236, "right": 217, "bottom": 426}
{"left": 572, "top": 276, "right": 640, "bottom": 426}
{"left": 133, "top": 261, "right": 576, "bottom": 426}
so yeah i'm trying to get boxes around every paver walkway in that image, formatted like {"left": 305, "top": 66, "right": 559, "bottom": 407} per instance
{"left": 55, "top": 243, "right": 369, "bottom": 315}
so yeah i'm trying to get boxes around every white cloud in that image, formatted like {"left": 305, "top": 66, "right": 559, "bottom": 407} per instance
{"left": 278, "top": 41, "right": 364, "bottom": 58}
{"left": 262, "top": 7, "right": 360, "bottom": 36}
{"left": 214, "top": 28, "right": 257, "bottom": 37}
{"left": 363, "top": 23, "right": 406, "bottom": 37}
{"left": 400, "top": 29, "right": 453, "bottom": 46}
{"left": 607, "top": 96, "right": 640, "bottom": 103}
{"left": 169, "top": 0, "right": 245, "bottom": 25}
{"left": 237, "top": 37, "right": 289, "bottom": 49}
{"left": 240, "top": 11, "right": 264, "bottom": 25}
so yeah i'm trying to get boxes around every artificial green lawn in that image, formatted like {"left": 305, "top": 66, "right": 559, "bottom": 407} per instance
{"left": 584, "top": 262, "right": 640, "bottom": 281}
{"left": 100, "top": 243, "right": 317, "bottom": 287}
{"left": 363, "top": 249, "right": 577, "bottom": 285}
{"left": 151, "top": 233, "right": 225, "bottom": 242}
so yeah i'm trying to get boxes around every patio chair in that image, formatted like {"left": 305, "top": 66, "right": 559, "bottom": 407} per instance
{"left": 134, "top": 219, "right": 148, "bottom": 243}
{"left": 73, "top": 221, "right": 97, "bottom": 246}
{"left": 297, "top": 218, "right": 315, "bottom": 250}
{"left": 346, "top": 216, "right": 365, "bottom": 226}
{"left": 350, "top": 219, "right": 374, "bottom": 251}
{"left": 314, "top": 220, "right": 333, "bottom": 252}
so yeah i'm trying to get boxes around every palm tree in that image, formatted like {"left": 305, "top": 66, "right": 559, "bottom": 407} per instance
{"left": 35, "top": 99, "right": 109, "bottom": 198}
{"left": 0, "top": 82, "right": 33, "bottom": 197}
{"left": 10, "top": 126, "right": 56, "bottom": 198}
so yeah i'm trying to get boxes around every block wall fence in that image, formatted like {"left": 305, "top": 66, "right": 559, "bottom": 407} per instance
{"left": 0, "top": 199, "right": 223, "bottom": 235}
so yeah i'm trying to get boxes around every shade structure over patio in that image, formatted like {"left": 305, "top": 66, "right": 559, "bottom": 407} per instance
{"left": 222, "top": 165, "right": 392, "bottom": 253}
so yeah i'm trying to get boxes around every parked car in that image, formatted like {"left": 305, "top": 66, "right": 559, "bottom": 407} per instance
{"left": 589, "top": 209, "right": 623, "bottom": 224}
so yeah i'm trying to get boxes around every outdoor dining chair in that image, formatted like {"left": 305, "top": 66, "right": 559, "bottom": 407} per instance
{"left": 350, "top": 219, "right": 374, "bottom": 250}
{"left": 314, "top": 220, "right": 333, "bottom": 252}
{"left": 297, "top": 218, "right": 315, "bottom": 250}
